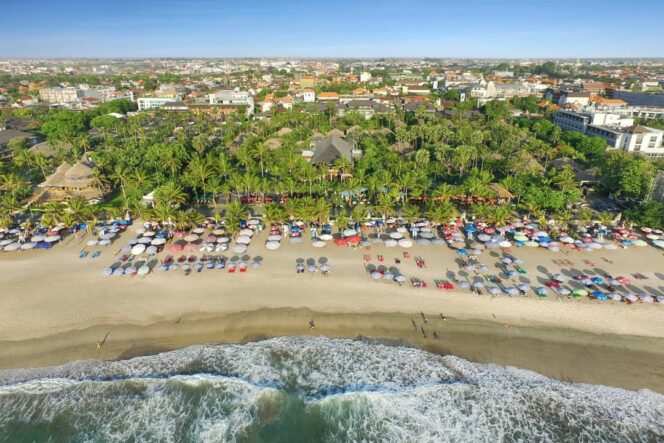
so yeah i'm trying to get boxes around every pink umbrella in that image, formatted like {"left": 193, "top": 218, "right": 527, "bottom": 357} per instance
{"left": 205, "top": 236, "right": 217, "bottom": 243}
{"left": 183, "top": 244, "right": 197, "bottom": 251}
{"left": 168, "top": 244, "right": 184, "bottom": 252}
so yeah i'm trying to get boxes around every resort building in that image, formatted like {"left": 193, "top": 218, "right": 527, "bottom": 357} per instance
{"left": 303, "top": 136, "right": 361, "bottom": 165}
{"left": 208, "top": 89, "right": 254, "bottom": 113}
{"left": 34, "top": 158, "right": 105, "bottom": 203}
{"left": 138, "top": 96, "right": 183, "bottom": 111}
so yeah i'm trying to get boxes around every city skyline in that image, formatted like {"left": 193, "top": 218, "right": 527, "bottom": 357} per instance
{"left": 2, "top": 0, "right": 663, "bottom": 58}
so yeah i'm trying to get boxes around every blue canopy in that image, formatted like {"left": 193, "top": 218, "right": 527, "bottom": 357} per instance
{"left": 34, "top": 242, "right": 52, "bottom": 249}
{"left": 591, "top": 277, "right": 605, "bottom": 285}
{"left": 593, "top": 291, "right": 608, "bottom": 300}
{"left": 456, "top": 248, "right": 468, "bottom": 256}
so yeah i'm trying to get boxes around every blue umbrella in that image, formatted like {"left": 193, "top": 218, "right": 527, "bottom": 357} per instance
{"left": 593, "top": 291, "right": 608, "bottom": 300}
{"left": 34, "top": 242, "right": 52, "bottom": 249}
{"left": 537, "top": 237, "right": 551, "bottom": 243}
{"left": 591, "top": 277, "right": 605, "bottom": 285}
{"left": 621, "top": 239, "right": 632, "bottom": 246}
{"left": 456, "top": 248, "right": 468, "bottom": 256}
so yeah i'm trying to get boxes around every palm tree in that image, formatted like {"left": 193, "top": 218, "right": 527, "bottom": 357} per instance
{"left": 155, "top": 182, "right": 187, "bottom": 208}
{"left": 65, "top": 197, "right": 90, "bottom": 223}
{"left": 313, "top": 199, "right": 332, "bottom": 225}
{"left": 425, "top": 200, "right": 457, "bottom": 225}
{"left": 223, "top": 201, "right": 249, "bottom": 235}
{"left": 262, "top": 203, "right": 286, "bottom": 227}
{"left": 152, "top": 202, "right": 177, "bottom": 225}
{"left": 400, "top": 203, "right": 421, "bottom": 223}
{"left": 185, "top": 155, "right": 214, "bottom": 202}
{"left": 597, "top": 211, "right": 614, "bottom": 226}
{"left": 111, "top": 165, "right": 131, "bottom": 212}
{"left": 41, "top": 201, "right": 65, "bottom": 224}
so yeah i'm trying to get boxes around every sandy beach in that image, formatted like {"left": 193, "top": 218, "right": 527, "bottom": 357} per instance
{"left": 1, "top": 227, "right": 663, "bottom": 391}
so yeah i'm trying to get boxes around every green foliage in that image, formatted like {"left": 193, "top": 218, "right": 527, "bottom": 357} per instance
{"left": 599, "top": 151, "right": 655, "bottom": 200}
{"left": 625, "top": 201, "right": 664, "bottom": 229}
{"left": 482, "top": 100, "right": 509, "bottom": 120}
{"left": 40, "top": 111, "right": 87, "bottom": 140}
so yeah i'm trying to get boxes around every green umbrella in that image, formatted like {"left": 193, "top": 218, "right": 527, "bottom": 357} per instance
{"left": 572, "top": 289, "right": 588, "bottom": 298}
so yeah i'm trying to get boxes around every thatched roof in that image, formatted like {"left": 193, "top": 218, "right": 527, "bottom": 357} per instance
{"left": 29, "top": 141, "right": 72, "bottom": 158}
{"left": 488, "top": 183, "right": 514, "bottom": 199}
{"left": 39, "top": 159, "right": 95, "bottom": 189}
{"left": 40, "top": 162, "right": 71, "bottom": 187}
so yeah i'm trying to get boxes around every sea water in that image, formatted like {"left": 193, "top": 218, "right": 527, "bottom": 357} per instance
{"left": 0, "top": 336, "right": 662, "bottom": 442}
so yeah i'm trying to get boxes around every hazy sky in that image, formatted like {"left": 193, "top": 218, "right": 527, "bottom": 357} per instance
{"left": 1, "top": 0, "right": 662, "bottom": 58}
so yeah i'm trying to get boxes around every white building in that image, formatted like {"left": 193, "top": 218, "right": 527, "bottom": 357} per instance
{"left": 297, "top": 89, "right": 315, "bottom": 103}
{"left": 553, "top": 110, "right": 664, "bottom": 159}
{"left": 40, "top": 87, "right": 82, "bottom": 103}
{"left": 558, "top": 92, "right": 590, "bottom": 107}
{"left": 359, "top": 71, "right": 372, "bottom": 82}
{"left": 137, "top": 96, "right": 182, "bottom": 111}
{"left": 208, "top": 88, "right": 254, "bottom": 113}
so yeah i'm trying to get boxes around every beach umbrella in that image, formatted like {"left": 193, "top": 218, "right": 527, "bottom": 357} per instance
{"left": 217, "top": 236, "right": 230, "bottom": 243}
{"left": 102, "top": 267, "right": 114, "bottom": 276}
{"left": 143, "top": 231, "right": 156, "bottom": 237}
{"left": 557, "top": 288, "right": 571, "bottom": 296}
{"left": 536, "top": 287, "right": 549, "bottom": 297}
{"left": 371, "top": 271, "right": 383, "bottom": 280}
{"left": 131, "top": 244, "right": 146, "bottom": 255}
{"left": 395, "top": 275, "right": 406, "bottom": 283}
{"left": 383, "top": 272, "right": 395, "bottom": 280}
{"left": 458, "top": 281, "right": 470, "bottom": 289}
{"left": 384, "top": 239, "right": 398, "bottom": 247}
{"left": 572, "top": 289, "right": 588, "bottom": 298}
{"left": 236, "top": 235, "right": 252, "bottom": 244}
{"left": 112, "top": 267, "right": 125, "bottom": 276}
{"left": 265, "top": 241, "right": 280, "bottom": 250}
{"left": 267, "top": 234, "right": 281, "bottom": 242}
{"left": 183, "top": 243, "right": 197, "bottom": 251}
{"left": 343, "top": 229, "right": 357, "bottom": 237}
{"left": 419, "top": 231, "right": 434, "bottom": 239}
{"left": 513, "top": 258, "right": 523, "bottom": 265}
{"left": 451, "top": 241, "right": 467, "bottom": 249}
{"left": 633, "top": 239, "right": 648, "bottom": 247}
{"left": 471, "top": 249, "right": 484, "bottom": 256}
{"left": 518, "top": 284, "right": 531, "bottom": 292}
{"left": 204, "top": 235, "right": 217, "bottom": 243}
{"left": 624, "top": 293, "right": 638, "bottom": 302}
{"left": 525, "top": 241, "right": 539, "bottom": 247}
{"left": 199, "top": 243, "right": 214, "bottom": 252}
{"left": 416, "top": 238, "right": 431, "bottom": 245}
{"left": 212, "top": 229, "right": 226, "bottom": 235}
{"left": 87, "top": 239, "right": 99, "bottom": 246}
{"left": 100, "top": 233, "right": 116, "bottom": 240}
{"left": 616, "top": 276, "right": 630, "bottom": 285}
{"left": 319, "top": 234, "right": 333, "bottom": 241}
{"left": 233, "top": 244, "right": 247, "bottom": 254}
{"left": 553, "top": 274, "right": 565, "bottom": 282}
{"left": 0, "top": 239, "right": 13, "bottom": 246}
{"left": 504, "top": 287, "right": 519, "bottom": 296}
{"left": 127, "top": 238, "right": 139, "bottom": 245}
{"left": 158, "top": 265, "right": 169, "bottom": 272}
{"left": 43, "top": 235, "right": 60, "bottom": 243}
{"left": 652, "top": 240, "right": 664, "bottom": 249}
{"left": 151, "top": 238, "right": 166, "bottom": 246}
{"left": 592, "top": 291, "right": 608, "bottom": 301}
{"left": 607, "top": 292, "right": 621, "bottom": 301}
{"left": 487, "top": 286, "right": 500, "bottom": 295}
{"left": 137, "top": 237, "right": 152, "bottom": 244}
{"left": 192, "top": 227, "right": 205, "bottom": 234}
{"left": 312, "top": 240, "right": 327, "bottom": 248}
{"left": 398, "top": 239, "right": 413, "bottom": 248}
{"left": 477, "top": 233, "right": 491, "bottom": 242}
{"left": 248, "top": 219, "right": 260, "bottom": 226}
{"left": 501, "top": 257, "right": 512, "bottom": 264}
{"left": 639, "top": 294, "right": 654, "bottom": 303}
{"left": 168, "top": 244, "right": 183, "bottom": 252}
{"left": 657, "top": 296, "right": 664, "bottom": 304}
{"left": 289, "top": 236, "right": 303, "bottom": 244}
{"left": 346, "top": 235, "right": 361, "bottom": 244}
{"left": 470, "top": 242, "right": 485, "bottom": 250}
{"left": 20, "top": 242, "right": 36, "bottom": 250}
{"left": 559, "top": 236, "right": 574, "bottom": 244}
{"left": 472, "top": 280, "right": 485, "bottom": 288}
{"left": 146, "top": 245, "right": 158, "bottom": 255}
{"left": 321, "top": 264, "right": 331, "bottom": 272}
{"left": 591, "top": 277, "right": 605, "bottom": 285}
{"left": 98, "top": 239, "right": 111, "bottom": 246}
{"left": 30, "top": 235, "right": 45, "bottom": 242}
{"left": 184, "top": 234, "right": 199, "bottom": 242}
{"left": 239, "top": 229, "right": 254, "bottom": 237}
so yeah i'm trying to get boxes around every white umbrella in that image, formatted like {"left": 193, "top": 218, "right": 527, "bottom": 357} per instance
{"left": 200, "top": 243, "right": 214, "bottom": 252}
{"left": 192, "top": 227, "right": 205, "bottom": 234}
{"left": 151, "top": 238, "right": 166, "bottom": 245}
{"left": 99, "top": 239, "right": 111, "bottom": 246}
{"left": 87, "top": 239, "right": 99, "bottom": 246}
{"left": 477, "top": 233, "right": 491, "bottom": 242}
{"left": 3, "top": 243, "right": 20, "bottom": 251}
{"left": 131, "top": 244, "right": 146, "bottom": 255}
{"left": 488, "top": 286, "right": 500, "bottom": 295}
{"left": 384, "top": 239, "right": 398, "bottom": 247}
{"left": 248, "top": 219, "right": 260, "bottom": 225}
{"left": 30, "top": 235, "right": 45, "bottom": 242}
{"left": 343, "top": 229, "right": 357, "bottom": 237}
{"left": 485, "top": 241, "right": 499, "bottom": 249}
{"left": 137, "top": 237, "right": 152, "bottom": 244}
{"left": 319, "top": 234, "right": 333, "bottom": 241}
{"left": 233, "top": 244, "right": 247, "bottom": 254}
{"left": 416, "top": 239, "right": 431, "bottom": 245}
{"left": 239, "top": 229, "right": 254, "bottom": 237}
{"left": 236, "top": 235, "right": 252, "bottom": 244}
{"left": 143, "top": 231, "right": 156, "bottom": 237}
{"left": 607, "top": 292, "right": 622, "bottom": 301}
{"left": 100, "top": 233, "right": 116, "bottom": 240}
{"left": 639, "top": 294, "right": 654, "bottom": 303}
{"left": 265, "top": 241, "right": 281, "bottom": 251}
{"left": 212, "top": 229, "right": 226, "bottom": 235}
{"left": 312, "top": 240, "right": 327, "bottom": 248}
{"left": 398, "top": 239, "right": 413, "bottom": 248}
{"left": 289, "top": 236, "right": 303, "bottom": 244}
{"left": 371, "top": 271, "right": 382, "bottom": 280}
{"left": 518, "top": 284, "right": 531, "bottom": 292}
{"left": 419, "top": 232, "right": 434, "bottom": 239}
{"left": 472, "top": 280, "right": 485, "bottom": 288}
{"left": 217, "top": 236, "right": 230, "bottom": 243}
{"left": 389, "top": 232, "right": 404, "bottom": 239}
{"left": 383, "top": 272, "right": 395, "bottom": 280}
{"left": 20, "top": 242, "right": 36, "bottom": 250}
{"left": 501, "top": 257, "right": 512, "bottom": 264}
{"left": 146, "top": 245, "right": 158, "bottom": 255}
{"left": 395, "top": 275, "right": 406, "bottom": 283}
{"left": 560, "top": 236, "right": 575, "bottom": 243}
{"left": 267, "top": 234, "right": 282, "bottom": 241}
{"left": 505, "top": 287, "right": 519, "bottom": 296}
{"left": 499, "top": 241, "right": 512, "bottom": 248}
{"left": 553, "top": 274, "right": 565, "bottom": 282}
{"left": 44, "top": 234, "right": 61, "bottom": 243}
{"left": 624, "top": 293, "right": 638, "bottom": 302}
{"left": 0, "top": 239, "right": 14, "bottom": 246}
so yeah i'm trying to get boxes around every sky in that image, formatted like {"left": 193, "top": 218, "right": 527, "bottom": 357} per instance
{"left": 1, "top": 0, "right": 663, "bottom": 58}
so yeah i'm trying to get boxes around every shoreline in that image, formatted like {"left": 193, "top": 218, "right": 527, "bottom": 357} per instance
{"left": 1, "top": 307, "right": 663, "bottom": 394}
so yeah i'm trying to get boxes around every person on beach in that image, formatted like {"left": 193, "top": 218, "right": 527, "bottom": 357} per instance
{"left": 308, "top": 319, "right": 315, "bottom": 331}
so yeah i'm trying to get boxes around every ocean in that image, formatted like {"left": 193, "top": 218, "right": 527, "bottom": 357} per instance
{"left": 0, "top": 336, "right": 662, "bottom": 442}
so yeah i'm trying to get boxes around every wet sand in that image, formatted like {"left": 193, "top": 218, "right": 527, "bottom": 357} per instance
{"left": 1, "top": 308, "right": 663, "bottom": 393}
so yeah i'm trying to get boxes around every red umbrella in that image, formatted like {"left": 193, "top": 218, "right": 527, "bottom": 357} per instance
{"left": 346, "top": 235, "right": 361, "bottom": 244}
{"left": 334, "top": 238, "right": 348, "bottom": 246}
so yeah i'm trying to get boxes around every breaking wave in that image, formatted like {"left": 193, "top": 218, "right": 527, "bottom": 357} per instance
{"left": 0, "top": 336, "right": 662, "bottom": 442}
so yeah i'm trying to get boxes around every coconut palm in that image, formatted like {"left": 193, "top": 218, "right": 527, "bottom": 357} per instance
{"left": 262, "top": 203, "right": 286, "bottom": 226}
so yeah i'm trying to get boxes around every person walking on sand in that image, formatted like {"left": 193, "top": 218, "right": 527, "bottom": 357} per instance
{"left": 308, "top": 319, "right": 315, "bottom": 331}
